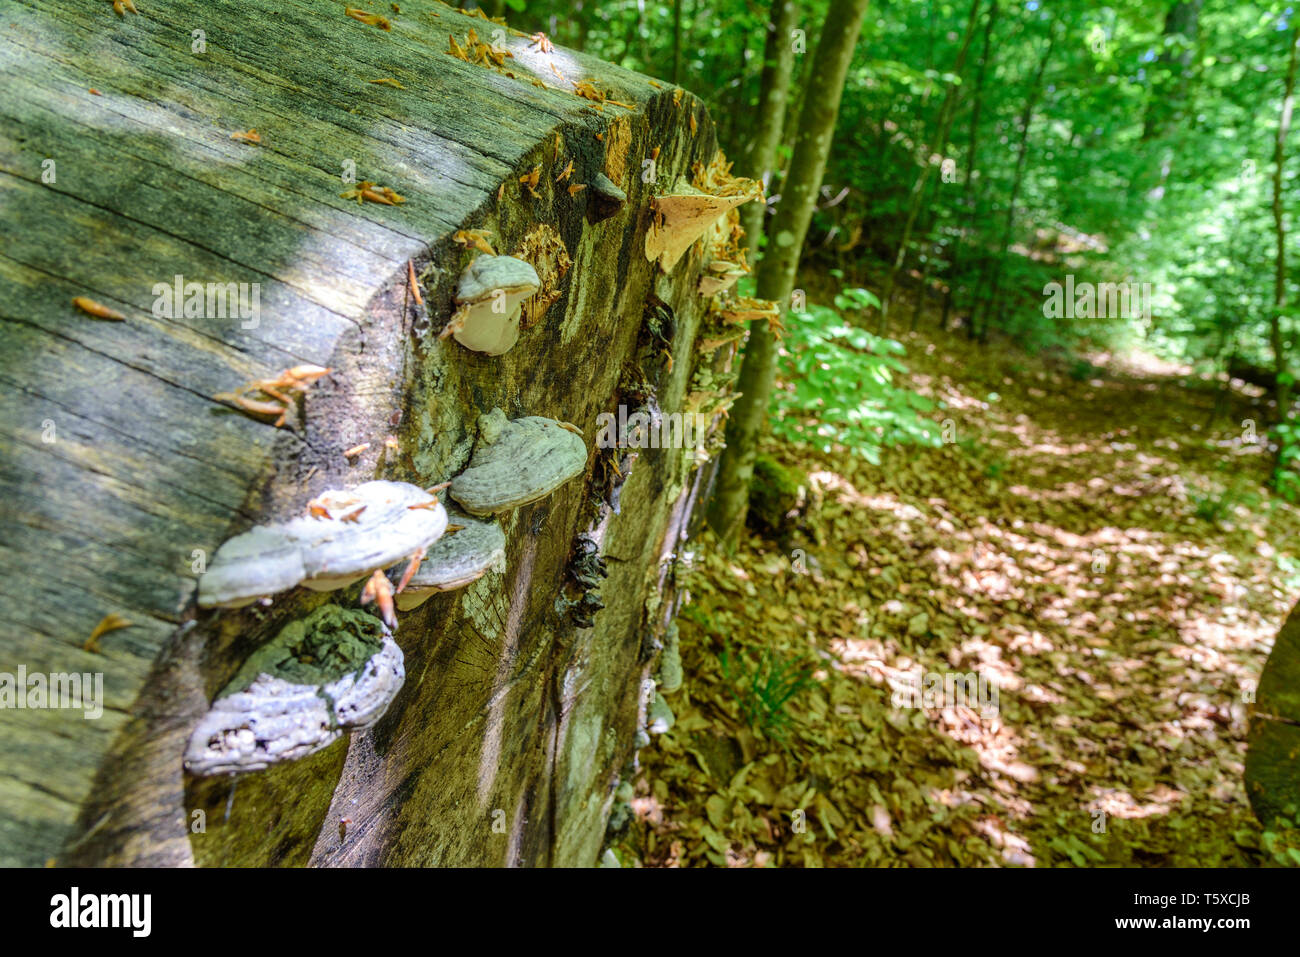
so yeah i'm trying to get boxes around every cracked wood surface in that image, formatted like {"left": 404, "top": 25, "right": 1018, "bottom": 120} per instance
{"left": 0, "top": 0, "right": 720, "bottom": 866}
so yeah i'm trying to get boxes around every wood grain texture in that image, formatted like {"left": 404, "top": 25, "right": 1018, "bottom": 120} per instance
{"left": 0, "top": 0, "right": 726, "bottom": 866}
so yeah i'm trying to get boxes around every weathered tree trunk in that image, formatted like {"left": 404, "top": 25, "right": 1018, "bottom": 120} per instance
{"left": 0, "top": 0, "right": 735, "bottom": 867}
{"left": 1271, "top": 25, "right": 1299, "bottom": 419}
{"left": 706, "top": 0, "right": 871, "bottom": 545}
{"left": 1246, "top": 600, "right": 1300, "bottom": 827}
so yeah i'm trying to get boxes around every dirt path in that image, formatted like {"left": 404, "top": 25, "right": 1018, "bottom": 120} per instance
{"left": 620, "top": 326, "right": 1300, "bottom": 867}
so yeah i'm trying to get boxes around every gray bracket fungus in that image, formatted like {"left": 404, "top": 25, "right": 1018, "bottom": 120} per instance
{"left": 449, "top": 410, "right": 588, "bottom": 517}
{"left": 443, "top": 254, "right": 541, "bottom": 356}
{"left": 599, "top": 848, "right": 622, "bottom": 868}
{"left": 654, "top": 621, "right": 683, "bottom": 694}
{"left": 197, "top": 481, "right": 448, "bottom": 609}
{"left": 183, "top": 605, "right": 405, "bottom": 777}
{"left": 647, "top": 692, "right": 675, "bottom": 735}
{"left": 394, "top": 508, "right": 507, "bottom": 611}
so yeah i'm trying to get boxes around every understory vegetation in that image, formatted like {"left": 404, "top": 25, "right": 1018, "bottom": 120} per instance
{"left": 614, "top": 301, "right": 1300, "bottom": 866}
{"left": 484, "top": 0, "right": 1300, "bottom": 867}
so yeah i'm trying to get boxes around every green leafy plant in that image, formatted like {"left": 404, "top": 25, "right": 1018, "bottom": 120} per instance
{"left": 1276, "top": 553, "right": 1300, "bottom": 593}
{"left": 833, "top": 286, "right": 881, "bottom": 317}
{"left": 1190, "top": 478, "right": 1260, "bottom": 523}
{"left": 1273, "top": 415, "right": 1300, "bottom": 503}
{"left": 1261, "top": 807, "right": 1300, "bottom": 867}
{"left": 771, "top": 291, "right": 941, "bottom": 463}
{"left": 718, "top": 641, "right": 815, "bottom": 744}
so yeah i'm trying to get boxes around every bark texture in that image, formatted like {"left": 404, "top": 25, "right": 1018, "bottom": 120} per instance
{"left": 0, "top": 0, "right": 730, "bottom": 867}
{"left": 706, "top": 0, "right": 870, "bottom": 544}
{"left": 738, "top": 0, "right": 799, "bottom": 260}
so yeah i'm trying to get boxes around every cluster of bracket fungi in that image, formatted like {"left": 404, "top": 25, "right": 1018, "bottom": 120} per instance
{"left": 188, "top": 412, "right": 587, "bottom": 775}
{"left": 188, "top": 120, "right": 767, "bottom": 780}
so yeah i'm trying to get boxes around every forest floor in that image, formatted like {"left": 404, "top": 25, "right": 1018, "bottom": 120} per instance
{"left": 619, "top": 314, "right": 1300, "bottom": 867}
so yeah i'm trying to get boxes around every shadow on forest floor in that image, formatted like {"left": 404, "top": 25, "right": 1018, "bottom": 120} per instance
{"left": 620, "top": 315, "right": 1300, "bottom": 867}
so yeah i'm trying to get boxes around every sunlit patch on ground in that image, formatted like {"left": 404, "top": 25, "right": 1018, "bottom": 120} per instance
{"left": 618, "top": 323, "right": 1300, "bottom": 868}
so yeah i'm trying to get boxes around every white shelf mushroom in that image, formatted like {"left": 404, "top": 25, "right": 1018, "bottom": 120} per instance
{"left": 183, "top": 604, "right": 405, "bottom": 776}
{"left": 441, "top": 255, "right": 541, "bottom": 356}
{"left": 647, "top": 692, "right": 675, "bottom": 735}
{"left": 198, "top": 481, "right": 448, "bottom": 609}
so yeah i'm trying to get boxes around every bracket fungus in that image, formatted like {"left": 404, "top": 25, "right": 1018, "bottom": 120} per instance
{"left": 647, "top": 692, "right": 675, "bottom": 735}
{"left": 394, "top": 508, "right": 507, "bottom": 610}
{"left": 441, "top": 254, "right": 541, "bottom": 356}
{"left": 449, "top": 409, "right": 588, "bottom": 516}
{"left": 183, "top": 605, "right": 404, "bottom": 776}
{"left": 587, "top": 172, "right": 627, "bottom": 224}
{"left": 197, "top": 481, "right": 448, "bottom": 608}
{"left": 710, "top": 296, "right": 783, "bottom": 337}
{"left": 655, "top": 621, "right": 683, "bottom": 694}
{"left": 698, "top": 260, "right": 748, "bottom": 298}
{"left": 644, "top": 175, "right": 760, "bottom": 271}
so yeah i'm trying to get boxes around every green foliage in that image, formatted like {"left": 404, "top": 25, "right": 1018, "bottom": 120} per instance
{"left": 771, "top": 290, "right": 941, "bottom": 463}
{"left": 1261, "top": 807, "right": 1300, "bottom": 867}
{"left": 1275, "top": 415, "right": 1300, "bottom": 502}
{"left": 1067, "top": 358, "right": 1098, "bottom": 381}
{"left": 1276, "top": 553, "right": 1300, "bottom": 592}
{"left": 718, "top": 640, "right": 815, "bottom": 744}
{"left": 833, "top": 286, "right": 881, "bottom": 316}
{"left": 503, "top": 0, "right": 1296, "bottom": 391}
{"left": 981, "top": 456, "right": 1008, "bottom": 481}
{"left": 1189, "top": 476, "right": 1261, "bottom": 523}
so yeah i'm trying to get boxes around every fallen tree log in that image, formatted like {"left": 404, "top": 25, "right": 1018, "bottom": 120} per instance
{"left": 1246, "top": 599, "right": 1300, "bottom": 830}
{"left": 0, "top": 0, "right": 750, "bottom": 866}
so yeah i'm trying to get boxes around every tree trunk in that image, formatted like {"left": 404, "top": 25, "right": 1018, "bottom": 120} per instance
{"left": 1141, "top": 1, "right": 1203, "bottom": 143}
{"left": 739, "top": 0, "right": 801, "bottom": 261}
{"left": 911, "top": 234, "right": 938, "bottom": 330}
{"left": 1133, "top": 1, "right": 1202, "bottom": 205}
{"left": 1271, "top": 26, "right": 1299, "bottom": 418}
{"left": 673, "top": 0, "right": 685, "bottom": 84}
{"left": 0, "top": 0, "right": 737, "bottom": 867}
{"left": 878, "top": 0, "right": 983, "bottom": 333}
{"left": 976, "top": 16, "right": 1055, "bottom": 342}
{"left": 706, "top": 0, "right": 871, "bottom": 545}
{"left": 941, "top": 0, "right": 998, "bottom": 332}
